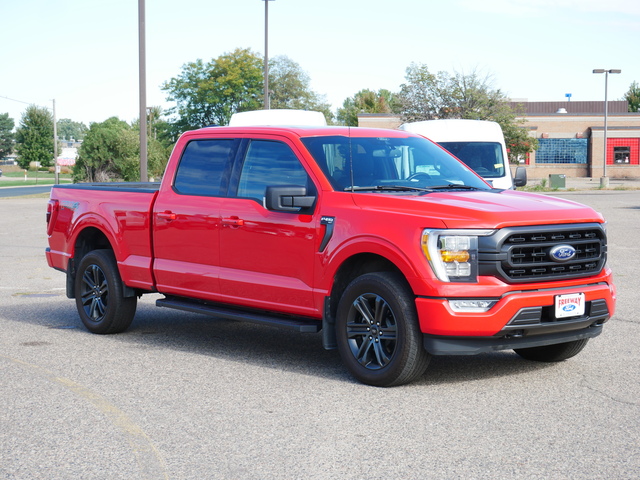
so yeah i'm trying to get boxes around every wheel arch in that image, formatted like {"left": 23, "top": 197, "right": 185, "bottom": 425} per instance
{"left": 322, "top": 252, "right": 415, "bottom": 350}
{"left": 66, "top": 226, "right": 124, "bottom": 299}
{"left": 330, "top": 253, "right": 408, "bottom": 317}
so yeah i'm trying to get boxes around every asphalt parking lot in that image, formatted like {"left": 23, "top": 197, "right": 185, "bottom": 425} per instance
{"left": 1, "top": 190, "right": 639, "bottom": 480}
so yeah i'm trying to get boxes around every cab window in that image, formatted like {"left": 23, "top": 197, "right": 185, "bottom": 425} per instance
{"left": 174, "top": 139, "right": 237, "bottom": 196}
{"left": 237, "top": 140, "right": 314, "bottom": 203}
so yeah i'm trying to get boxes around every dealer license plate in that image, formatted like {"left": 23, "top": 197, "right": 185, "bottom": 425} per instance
{"left": 555, "top": 293, "right": 586, "bottom": 318}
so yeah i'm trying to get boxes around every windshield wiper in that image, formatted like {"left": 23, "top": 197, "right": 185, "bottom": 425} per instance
{"left": 344, "top": 184, "right": 485, "bottom": 194}
{"left": 428, "top": 184, "right": 482, "bottom": 191}
{"left": 344, "top": 185, "right": 433, "bottom": 192}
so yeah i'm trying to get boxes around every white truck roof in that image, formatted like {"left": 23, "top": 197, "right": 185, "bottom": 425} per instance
{"left": 398, "top": 119, "right": 504, "bottom": 142}
{"left": 229, "top": 109, "right": 327, "bottom": 127}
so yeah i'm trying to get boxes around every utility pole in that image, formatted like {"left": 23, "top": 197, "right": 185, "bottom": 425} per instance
{"left": 53, "top": 99, "right": 59, "bottom": 185}
{"left": 263, "top": 0, "right": 275, "bottom": 110}
{"left": 138, "top": 0, "right": 148, "bottom": 182}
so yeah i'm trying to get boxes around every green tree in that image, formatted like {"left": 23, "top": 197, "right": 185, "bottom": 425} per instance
{"left": 162, "top": 48, "right": 263, "bottom": 133}
{"left": 132, "top": 107, "right": 173, "bottom": 179}
{"left": 449, "top": 70, "right": 508, "bottom": 119}
{"left": 57, "top": 118, "right": 88, "bottom": 141}
{"left": 0, "top": 113, "right": 15, "bottom": 160}
{"left": 397, "top": 64, "right": 455, "bottom": 122}
{"left": 163, "top": 50, "right": 335, "bottom": 133}
{"left": 336, "top": 89, "right": 398, "bottom": 126}
{"left": 15, "top": 105, "right": 55, "bottom": 169}
{"left": 398, "top": 64, "right": 537, "bottom": 162}
{"left": 499, "top": 106, "right": 538, "bottom": 163}
{"left": 398, "top": 65, "right": 514, "bottom": 121}
{"left": 76, "top": 116, "right": 171, "bottom": 183}
{"left": 268, "top": 55, "right": 334, "bottom": 122}
{"left": 624, "top": 81, "right": 640, "bottom": 112}
{"left": 74, "top": 117, "right": 139, "bottom": 182}
{"left": 146, "top": 135, "right": 171, "bottom": 180}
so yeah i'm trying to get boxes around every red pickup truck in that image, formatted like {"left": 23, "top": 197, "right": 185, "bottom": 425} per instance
{"left": 46, "top": 125, "right": 616, "bottom": 386}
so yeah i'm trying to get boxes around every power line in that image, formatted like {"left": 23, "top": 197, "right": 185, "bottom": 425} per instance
{"left": 0, "top": 95, "right": 33, "bottom": 106}
{"left": 0, "top": 95, "right": 51, "bottom": 111}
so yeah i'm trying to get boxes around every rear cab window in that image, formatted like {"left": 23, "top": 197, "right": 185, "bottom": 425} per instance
{"left": 173, "top": 139, "right": 238, "bottom": 196}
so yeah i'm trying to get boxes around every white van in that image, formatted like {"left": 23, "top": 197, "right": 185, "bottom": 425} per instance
{"left": 399, "top": 119, "right": 526, "bottom": 189}
{"left": 229, "top": 109, "right": 327, "bottom": 127}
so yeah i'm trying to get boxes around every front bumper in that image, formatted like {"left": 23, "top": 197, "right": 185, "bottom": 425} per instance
{"left": 416, "top": 281, "right": 614, "bottom": 355}
{"left": 423, "top": 325, "right": 604, "bottom": 356}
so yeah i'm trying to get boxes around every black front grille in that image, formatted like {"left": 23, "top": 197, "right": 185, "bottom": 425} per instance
{"left": 479, "top": 224, "right": 607, "bottom": 283}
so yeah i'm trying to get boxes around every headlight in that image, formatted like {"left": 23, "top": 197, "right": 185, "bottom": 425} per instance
{"left": 421, "top": 229, "right": 494, "bottom": 282}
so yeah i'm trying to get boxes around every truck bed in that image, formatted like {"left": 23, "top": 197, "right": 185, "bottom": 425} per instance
{"left": 47, "top": 182, "right": 161, "bottom": 292}
{"left": 53, "top": 182, "right": 161, "bottom": 194}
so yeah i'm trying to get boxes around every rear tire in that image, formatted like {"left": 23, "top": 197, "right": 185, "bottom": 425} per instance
{"left": 514, "top": 339, "right": 589, "bottom": 362}
{"left": 336, "top": 272, "right": 430, "bottom": 387}
{"left": 75, "top": 249, "right": 136, "bottom": 334}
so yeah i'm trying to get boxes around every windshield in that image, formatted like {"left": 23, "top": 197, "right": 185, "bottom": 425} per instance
{"left": 438, "top": 141, "right": 505, "bottom": 179}
{"left": 300, "top": 135, "right": 490, "bottom": 192}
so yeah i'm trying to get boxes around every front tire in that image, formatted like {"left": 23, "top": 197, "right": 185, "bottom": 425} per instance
{"left": 514, "top": 339, "right": 589, "bottom": 362}
{"left": 74, "top": 249, "right": 136, "bottom": 334}
{"left": 336, "top": 272, "right": 430, "bottom": 387}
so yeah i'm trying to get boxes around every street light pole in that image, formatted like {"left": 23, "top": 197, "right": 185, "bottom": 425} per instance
{"left": 263, "top": 0, "right": 275, "bottom": 110}
{"left": 593, "top": 68, "right": 621, "bottom": 187}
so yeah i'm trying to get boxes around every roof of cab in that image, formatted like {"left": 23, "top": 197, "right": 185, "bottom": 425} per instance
{"left": 228, "top": 109, "right": 327, "bottom": 127}
{"left": 193, "top": 124, "right": 417, "bottom": 138}
{"left": 189, "top": 109, "right": 424, "bottom": 139}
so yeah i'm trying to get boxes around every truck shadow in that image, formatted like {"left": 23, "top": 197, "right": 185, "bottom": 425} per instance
{"left": 2, "top": 296, "right": 556, "bottom": 386}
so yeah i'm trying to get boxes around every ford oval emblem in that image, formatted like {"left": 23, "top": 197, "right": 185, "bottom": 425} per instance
{"left": 549, "top": 244, "right": 576, "bottom": 262}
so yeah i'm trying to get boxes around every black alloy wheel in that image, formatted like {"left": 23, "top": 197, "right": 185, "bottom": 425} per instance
{"left": 336, "top": 272, "right": 430, "bottom": 387}
{"left": 75, "top": 249, "right": 136, "bottom": 334}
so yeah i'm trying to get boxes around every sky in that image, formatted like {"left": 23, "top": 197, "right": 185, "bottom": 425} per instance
{"left": 1, "top": 0, "right": 639, "bottom": 127}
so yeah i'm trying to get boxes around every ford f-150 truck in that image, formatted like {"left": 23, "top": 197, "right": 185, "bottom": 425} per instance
{"left": 46, "top": 124, "right": 616, "bottom": 386}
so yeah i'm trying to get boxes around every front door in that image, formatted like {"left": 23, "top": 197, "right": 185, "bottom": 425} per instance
{"left": 218, "top": 139, "right": 320, "bottom": 317}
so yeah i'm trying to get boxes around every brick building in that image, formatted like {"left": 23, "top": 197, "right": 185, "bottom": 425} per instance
{"left": 511, "top": 100, "right": 640, "bottom": 180}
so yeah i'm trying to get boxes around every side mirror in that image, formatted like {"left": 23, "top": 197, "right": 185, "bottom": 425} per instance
{"left": 513, "top": 166, "right": 527, "bottom": 188}
{"left": 265, "top": 185, "right": 316, "bottom": 212}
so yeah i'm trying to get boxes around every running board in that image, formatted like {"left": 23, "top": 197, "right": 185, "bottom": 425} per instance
{"left": 156, "top": 296, "right": 321, "bottom": 333}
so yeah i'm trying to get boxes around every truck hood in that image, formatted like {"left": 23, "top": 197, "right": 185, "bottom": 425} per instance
{"left": 350, "top": 189, "right": 604, "bottom": 229}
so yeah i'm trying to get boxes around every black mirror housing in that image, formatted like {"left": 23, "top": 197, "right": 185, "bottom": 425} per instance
{"left": 266, "top": 185, "right": 316, "bottom": 212}
{"left": 513, "top": 166, "right": 527, "bottom": 188}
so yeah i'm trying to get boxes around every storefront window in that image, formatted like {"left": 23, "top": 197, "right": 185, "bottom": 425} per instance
{"left": 536, "top": 138, "right": 588, "bottom": 164}
{"left": 614, "top": 146, "right": 631, "bottom": 164}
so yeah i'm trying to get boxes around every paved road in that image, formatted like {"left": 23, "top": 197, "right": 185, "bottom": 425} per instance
{"left": 0, "top": 193, "right": 638, "bottom": 479}
{"left": 0, "top": 185, "right": 53, "bottom": 197}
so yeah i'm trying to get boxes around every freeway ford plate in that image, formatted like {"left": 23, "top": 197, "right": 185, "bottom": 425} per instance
{"left": 555, "top": 293, "right": 585, "bottom": 318}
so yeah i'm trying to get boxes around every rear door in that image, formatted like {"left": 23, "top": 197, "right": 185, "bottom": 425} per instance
{"left": 218, "top": 138, "right": 320, "bottom": 317}
{"left": 152, "top": 137, "right": 238, "bottom": 300}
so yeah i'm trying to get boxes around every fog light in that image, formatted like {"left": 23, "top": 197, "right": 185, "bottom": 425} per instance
{"left": 449, "top": 299, "right": 497, "bottom": 312}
